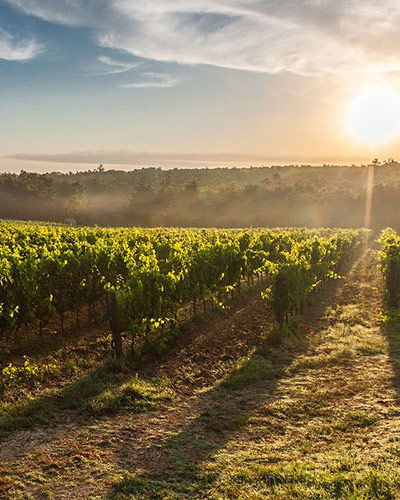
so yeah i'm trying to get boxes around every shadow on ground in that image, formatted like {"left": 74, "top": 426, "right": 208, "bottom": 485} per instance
{"left": 108, "top": 254, "right": 363, "bottom": 500}
{"left": 383, "top": 314, "right": 400, "bottom": 405}
{"left": 0, "top": 281, "right": 269, "bottom": 438}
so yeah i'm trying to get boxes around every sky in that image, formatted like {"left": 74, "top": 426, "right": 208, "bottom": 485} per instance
{"left": 1, "top": 0, "right": 400, "bottom": 172}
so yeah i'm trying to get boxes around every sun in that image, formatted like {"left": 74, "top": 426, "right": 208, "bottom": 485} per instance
{"left": 348, "top": 86, "right": 400, "bottom": 144}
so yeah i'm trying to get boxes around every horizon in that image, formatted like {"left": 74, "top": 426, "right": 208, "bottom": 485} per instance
{"left": 2, "top": 1, "right": 400, "bottom": 171}
{"left": 0, "top": 157, "right": 379, "bottom": 174}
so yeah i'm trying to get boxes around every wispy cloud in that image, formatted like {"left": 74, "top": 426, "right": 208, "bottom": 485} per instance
{"left": 2, "top": 150, "right": 289, "bottom": 167}
{"left": 0, "top": 27, "right": 42, "bottom": 61}
{"left": 120, "top": 72, "right": 181, "bottom": 88}
{"left": 5, "top": 150, "right": 261, "bottom": 168}
{"left": 4, "top": 150, "right": 368, "bottom": 168}
{"left": 97, "top": 55, "right": 140, "bottom": 75}
{"left": 5, "top": 0, "right": 400, "bottom": 74}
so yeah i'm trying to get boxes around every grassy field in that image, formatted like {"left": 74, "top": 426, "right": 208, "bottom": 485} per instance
{"left": 1, "top": 248, "right": 400, "bottom": 499}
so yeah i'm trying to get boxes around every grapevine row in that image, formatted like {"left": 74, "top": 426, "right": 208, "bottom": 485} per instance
{"left": 378, "top": 228, "right": 400, "bottom": 308}
{"left": 264, "top": 231, "right": 365, "bottom": 325}
{"left": 0, "top": 222, "right": 365, "bottom": 349}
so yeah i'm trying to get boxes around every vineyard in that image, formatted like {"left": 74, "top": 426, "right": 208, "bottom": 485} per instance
{"left": 4, "top": 222, "right": 400, "bottom": 499}
{"left": 378, "top": 228, "right": 400, "bottom": 309}
{"left": 0, "top": 222, "right": 365, "bottom": 354}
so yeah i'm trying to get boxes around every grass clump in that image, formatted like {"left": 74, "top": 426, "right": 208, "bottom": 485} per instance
{"left": 87, "top": 375, "right": 173, "bottom": 415}
{"left": 325, "top": 304, "right": 369, "bottom": 327}
{"left": 210, "top": 461, "right": 397, "bottom": 500}
{"left": 0, "top": 357, "right": 172, "bottom": 434}
{"left": 110, "top": 462, "right": 399, "bottom": 500}
{"left": 219, "top": 354, "right": 275, "bottom": 391}
{"left": 0, "top": 396, "right": 57, "bottom": 435}
{"left": 334, "top": 411, "right": 378, "bottom": 431}
{"left": 289, "top": 349, "right": 353, "bottom": 373}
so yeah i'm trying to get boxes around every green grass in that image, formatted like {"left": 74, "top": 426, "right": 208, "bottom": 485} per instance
{"left": 334, "top": 410, "right": 378, "bottom": 431}
{"left": 109, "top": 461, "right": 399, "bottom": 500}
{"left": 218, "top": 354, "right": 276, "bottom": 390}
{"left": 0, "top": 357, "right": 172, "bottom": 434}
{"left": 87, "top": 375, "right": 173, "bottom": 415}
{"left": 0, "top": 322, "right": 188, "bottom": 435}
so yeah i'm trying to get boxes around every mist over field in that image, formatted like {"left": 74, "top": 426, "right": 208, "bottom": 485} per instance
{"left": 0, "top": 162, "right": 398, "bottom": 229}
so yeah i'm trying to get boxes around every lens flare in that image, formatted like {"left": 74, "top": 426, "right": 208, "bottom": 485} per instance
{"left": 364, "top": 163, "right": 375, "bottom": 230}
{"left": 348, "top": 87, "right": 400, "bottom": 144}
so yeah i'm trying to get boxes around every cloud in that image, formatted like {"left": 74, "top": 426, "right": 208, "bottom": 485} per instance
{"left": 4, "top": 149, "right": 367, "bottom": 168}
{"left": 97, "top": 55, "right": 140, "bottom": 74}
{"left": 5, "top": 150, "right": 265, "bottom": 165}
{"left": 0, "top": 27, "right": 42, "bottom": 61}
{"left": 120, "top": 72, "right": 181, "bottom": 88}
{"left": 5, "top": 0, "right": 400, "bottom": 74}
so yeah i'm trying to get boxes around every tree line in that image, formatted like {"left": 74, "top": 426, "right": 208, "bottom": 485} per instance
{"left": 0, "top": 162, "right": 399, "bottom": 228}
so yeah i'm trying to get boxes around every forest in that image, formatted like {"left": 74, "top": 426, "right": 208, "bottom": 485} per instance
{"left": 1, "top": 161, "right": 399, "bottom": 228}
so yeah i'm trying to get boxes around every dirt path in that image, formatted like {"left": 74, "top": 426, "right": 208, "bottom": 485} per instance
{"left": 2, "top": 248, "right": 400, "bottom": 499}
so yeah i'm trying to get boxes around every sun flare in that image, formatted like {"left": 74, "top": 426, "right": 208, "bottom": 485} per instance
{"left": 348, "top": 87, "right": 400, "bottom": 144}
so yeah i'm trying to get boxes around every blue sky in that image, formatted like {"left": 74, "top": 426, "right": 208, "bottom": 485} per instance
{"left": 1, "top": 0, "right": 400, "bottom": 171}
